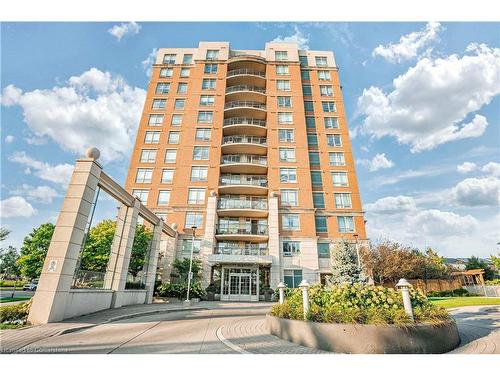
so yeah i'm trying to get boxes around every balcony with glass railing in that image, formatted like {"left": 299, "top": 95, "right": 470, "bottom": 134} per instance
{"left": 215, "top": 223, "right": 268, "bottom": 241}
{"left": 224, "top": 101, "right": 267, "bottom": 120}
{"left": 220, "top": 154, "right": 267, "bottom": 174}
{"left": 222, "top": 117, "right": 267, "bottom": 136}
{"left": 214, "top": 244, "right": 269, "bottom": 256}
{"left": 221, "top": 135, "right": 267, "bottom": 155}
{"left": 218, "top": 195, "right": 267, "bottom": 209}
{"left": 219, "top": 174, "right": 268, "bottom": 195}
{"left": 208, "top": 241, "right": 271, "bottom": 264}
{"left": 225, "top": 85, "right": 266, "bottom": 102}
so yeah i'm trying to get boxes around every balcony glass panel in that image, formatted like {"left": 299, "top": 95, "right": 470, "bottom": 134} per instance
{"left": 221, "top": 154, "right": 267, "bottom": 165}
{"left": 216, "top": 223, "right": 268, "bottom": 235}
{"left": 223, "top": 117, "right": 266, "bottom": 127}
{"left": 227, "top": 68, "right": 266, "bottom": 78}
{"left": 220, "top": 174, "right": 268, "bottom": 187}
{"left": 225, "top": 101, "right": 266, "bottom": 110}
{"left": 222, "top": 135, "right": 267, "bottom": 146}
{"left": 218, "top": 196, "right": 268, "bottom": 210}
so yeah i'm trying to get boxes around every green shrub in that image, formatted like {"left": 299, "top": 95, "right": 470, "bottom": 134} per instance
{"left": 0, "top": 300, "right": 31, "bottom": 324}
{"left": 486, "top": 279, "right": 500, "bottom": 286}
{"left": 427, "top": 288, "right": 476, "bottom": 297}
{"left": 270, "top": 284, "right": 450, "bottom": 325}
{"left": 125, "top": 281, "right": 145, "bottom": 290}
{"left": 157, "top": 282, "right": 205, "bottom": 299}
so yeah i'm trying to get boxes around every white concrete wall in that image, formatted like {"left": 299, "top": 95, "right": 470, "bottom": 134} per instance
{"left": 64, "top": 290, "right": 114, "bottom": 320}
{"left": 464, "top": 285, "right": 500, "bottom": 297}
{"left": 120, "top": 290, "right": 147, "bottom": 306}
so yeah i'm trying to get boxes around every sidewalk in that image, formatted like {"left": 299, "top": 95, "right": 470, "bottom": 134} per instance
{"left": 0, "top": 301, "right": 217, "bottom": 353}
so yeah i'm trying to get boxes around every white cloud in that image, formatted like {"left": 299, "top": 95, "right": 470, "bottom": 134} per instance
{"left": 360, "top": 146, "right": 369, "bottom": 152}
{"left": 10, "top": 184, "right": 58, "bottom": 204}
{"left": 451, "top": 177, "right": 500, "bottom": 206}
{"left": 365, "top": 195, "right": 417, "bottom": 214}
{"left": 4, "top": 135, "right": 14, "bottom": 143}
{"left": 410, "top": 209, "right": 478, "bottom": 236}
{"left": 481, "top": 162, "right": 500, "bottom": 177}
{"left": 373, "top": 22, "right": 442, "bottom": 63}
{"left": 141, "top": 48, "right": 158, "bottom": 77}
{"left": 370, "top": 164, "right": 453, "bottom": 186}
{"left": 457, "top": 162, "right": 477, "bottom": 174}
{"left": 0, "top": 196, "right": 37, "bottom": 218}
{"left": 1, "top": 68, "right": 146, "bottom": 162}
{"left": 108, "top": 22, "right": 141, "bottom": 41}
{"left": 9, "top": 152, "right": 73, "bottom": 186}
{"left": 270, "top": 26, "right": 309, "bottom": 50}
{"left": 357, "top": 153, "right": 395, "bottom": 171}
{"left": 357, "top": 43, "right": 500, "bottom": 152}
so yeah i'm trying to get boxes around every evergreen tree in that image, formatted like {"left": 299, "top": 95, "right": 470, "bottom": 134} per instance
{"left": 329, "top": 241, "right": 366, "bottom": 284}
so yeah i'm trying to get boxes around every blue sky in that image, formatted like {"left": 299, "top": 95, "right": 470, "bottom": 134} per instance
{"left": 1, "top": 22, "right": 499, "bottom": 258}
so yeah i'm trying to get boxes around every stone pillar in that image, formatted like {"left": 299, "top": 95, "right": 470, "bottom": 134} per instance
{"left": 268, "top": 192, "right": 281, "bottom": 288}
{"left": 200, "top": 191, "right": 217, "bottom": 288}
{"left": 28, "top": 156, "right": 102, "bottom": 325}
{"left": 104, "top": 198, "right": 141, "bottom": 308}
{"left": 144, "top": 223, "right": 163, "bottom": 304}
{"left": 160, "top": 230, "right": 177, "bottom": 282}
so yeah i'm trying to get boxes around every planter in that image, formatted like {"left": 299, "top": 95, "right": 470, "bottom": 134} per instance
{"left": 266, "top": 315, "right": 460, "bottom": 354}
{"left": 264, "top": 291, "right": 273, "bottom": 302}
{"left": 206, "top": 292, "right": 215, "bottom": 301}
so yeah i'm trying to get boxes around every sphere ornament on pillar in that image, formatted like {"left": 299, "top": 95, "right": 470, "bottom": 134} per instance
{"left": 209, "top": 190, "right": 217, "bottom": 197}
{"left": 171, "top": 223, "right": 178, "bottom": 231}
{"left": 85, "top": 147, "right": 101, "bottom": 160}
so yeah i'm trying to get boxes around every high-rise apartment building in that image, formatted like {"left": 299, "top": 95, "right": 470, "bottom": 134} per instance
{"left": 126, "top": 41, "right": 367, "bottom": 301}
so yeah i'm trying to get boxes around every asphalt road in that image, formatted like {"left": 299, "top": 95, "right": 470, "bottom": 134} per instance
{"left": 0, "top": 290, "right": 35, "bottom": 299}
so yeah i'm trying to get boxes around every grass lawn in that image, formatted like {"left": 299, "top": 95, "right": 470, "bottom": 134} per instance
{"left": 429, "top": 296, "right": 500, "bottom": 309}
{"left": 0, "top": 297, "right": 31, "bottom": 303}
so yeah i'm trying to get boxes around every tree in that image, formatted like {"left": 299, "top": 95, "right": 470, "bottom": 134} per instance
{"left": 421, "top": 247, "right": 450, "bottom": 279}
{"left": 465, "top": 256, "right": 495, "bottom": 281}
{"left": 329, "top": 241, "right": 366, "bottom": 284}
{"left": 0, "top": 246, "right": 21, "bottom": 278}
{"left": 17, "top": 223, "right": 55, "bottom": 279}
{"left": 172, "top": 258, "right": 202, "bottom": 283}
{"left": 129, "top": 224, "right": 153, "bottom": 277}
{"left": 490, "top": 254, "right": 500, "bottom": 271}
{"left": 0, "top": 227, "right": 11, "bottom": 242}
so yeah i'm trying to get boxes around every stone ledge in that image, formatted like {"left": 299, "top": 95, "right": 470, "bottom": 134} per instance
{"left": 267, "top": 314, "right": 460, "bottom": 354}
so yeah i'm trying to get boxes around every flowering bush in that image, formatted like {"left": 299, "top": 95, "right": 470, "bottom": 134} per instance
{"left": 157, "top": 282, "right": 205, "bottom": 299}
{"left": 270, "top": 284, "right": 450, "bottom": 325}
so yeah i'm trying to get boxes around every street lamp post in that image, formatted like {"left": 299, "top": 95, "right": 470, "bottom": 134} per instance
{"left": 185, "top": 226, "right": 197, "bottom": 303}
{"left": 353, "top": 233, "right": 360, "bottom": 268}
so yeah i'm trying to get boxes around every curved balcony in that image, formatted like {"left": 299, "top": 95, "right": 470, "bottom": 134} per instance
{"left": 226, "top": 85, "right": 266, "bottom": 102}
{"left": 220, "top": 154, "right": 267, "bottom": 174}
{"left": 208, "top": 243, "right": 271, "bottom": 265}
{"left": 219, "top": 174, "right": 268, "bottom": 195}
{"left": 215, "top": 223, "right": 268, "bottom": 242}
{"left": 217, "top": 196, "right": 268, "bottom": 218}
{"left": 226, "top": 68, "right": 266, "bottom": 87}
{"left": 214, "top": 245, "right": 269, "bottom": 256}
{"left": 224, "top": 101, "right": 266, "bottom": 120}
{"left": 221, "top": 135, "right": 267, "bottom": 155}
{"left": 223, "top": 117, "right": 267, "bottom": 136}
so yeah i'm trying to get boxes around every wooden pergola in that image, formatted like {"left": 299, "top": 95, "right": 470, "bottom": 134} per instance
{"left": 451, "top": 269, "right": 485, "bottom": 286}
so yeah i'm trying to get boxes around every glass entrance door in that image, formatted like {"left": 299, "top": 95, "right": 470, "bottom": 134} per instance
{"left": 222, "top": 267, "right": 259, "bottom": 301}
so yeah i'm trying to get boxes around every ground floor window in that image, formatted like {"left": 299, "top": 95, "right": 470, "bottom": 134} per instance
{"left": 284, "top": 269, "right": 302, "bottom": 288}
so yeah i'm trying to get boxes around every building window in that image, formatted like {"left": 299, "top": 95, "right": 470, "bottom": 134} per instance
{"left": 180, "top": 68, "right": 190, "bottom": 78}
{"left": 202, "top": 78, "right": 217, "bottom": 90}
{"left": 182, "top": 239, "right": 201, "bottom": 254}
{"left": 174, "top": 98, "right": 185, "bottom": 109}
{"left": 278, "top": 129, "right": 294, "bottom": 143}
{"left": 159, "top": 68, "right": 173, "bottom": 78}
{"left": 307, "top": 134, "right": 318, "bottom": 147}
{"left": 320, "top": 85, "right": 334, "bottom": 97}
{"left": 318, "top": 70, "right": 331, "bottom": 80}
{"left": 191, "top": 166, "right": 208, "bottom": 182}
{"left": 322, "top": 101, "right": 336, "bottom": 112}
{"left": 277, "top": 96, "right": 292, "bottom": 108}
{"left": 195, "top": 128, "right": 211, "bottom": 141}
{"left": 171, "top": 114, "right": 183, "bottom": 126}
{"left": 327, "top": 134, "right": 342, "bottom": 147}
{"left": 188, "top": 188, "right": 206, "bottom": 204}
{"left": 135, "top": 168, "right": 153, "bottom": 184}
{"left": 282, "top": 214, "right": 300, "bottom": 230}
{"left": 152, "top": 99, "right": 167, "bottom": 109}
{"left": 182, "top": 54, "right": 193, "bottom": 64}
{"left": 315, "top": 216, "right": 328, "bottom": 233}
{"left": 140, "top": 149, "right": 157, "bottom": 163}
{"left": 332, "top": 172, "right": 348, "bottom": 187}
{"left": 278, "top": 112, "right": 293, "bottom": 124}
{"left": 283, "top": 242, "right": 300, "bottom": 257}
{"left": 161, "top": 169, "right": 174, "bottom": 183}
{"left": 279, "top": 148, "right": 296, "bottom": 162}
{"left": 206, "top": 49, "right": 219, "bottom": 60}
{"left": 324, "top": 117, "right": 339, "bottom": 129}
{"left": 309, "top": 152, "right": 320, "bottom": 165}
{"left": 280, "top": 168, "right": 297, "bottom": 183}
{"left": 275, "top": 51, "right": 288, "bottom": 61}
{"left": 157, "top": 190, "right": 171, "bottom": 205}
{"left": 305, "top": 116, "right": 316, "bottom": 129}
{"left": 329, "top": 152, "right": 345, "bottom": 166}
{"left": 177, "top": 83, "right": 188, "bottom": 94}
{"left": 132, "top": 189, "right": 149, "bottom": 203}
{"left": 284, "top": 269, "right": 302, "bottom": 288}
{"left": 276, "top": 80, "right": 291, "bottom": 91}
{"left": 193, "top": 146, "right": 210, "bottom": 160}
{"left": 168, "top": 131, "right": 180, "bottom": 144}
{"left": 317, "top": 243, "right": 330, "bottom": 258}
{"left": 164, "top": 149, "right": 177, "bottom": 163}
{"left": 299, "top": 55, "right": 308, "bottom": 66}
{"left": 156, "top": 82, "right": 171, "bottom": 94}
{"left": 313, "top": 192, "right": 325, "bottom": 208}
{"left": 301, "top": 70, "right": 310, "bottom": 81}
{"left": 204, "top": 63, "right": 218, "bottom": 74}
{"left": 276, "top": 65, "right": 289, "bottom": 75}
{"left": 311, "top": 171, "right": 323, "bottom": 187}
{"left": 304, "top": 101, "right": 314, "bottom": 112}
{"left": 302, "top": 85, "right": 312, "bottom": 96}
{"left": 200, "top": 95, "right": 215, "bottom": 106}
{"left": 144, "top": 131, "right": 160, "bottom": 144}
{"left": 315, "top": 56, "right": 328, "bottom": 66}
{"left": 281, "top": 190, "right": 298, "bottom": 206}
{"left": 198, "top": 111, "right": 213, "bottom": 123}
{"left": 185, "top": 212, "right": 203, "bottom": 228}
{"left": 338, "top": 216, "right": 354, "bottom": 233}
{"left": 335, "top": 193, "right": 352, "bottom": 209}
{"left": 148, "top": 114, "right": 164, "bottom": 126}
{"left": 163, "top": 54, "right": 176, "bottom": 64}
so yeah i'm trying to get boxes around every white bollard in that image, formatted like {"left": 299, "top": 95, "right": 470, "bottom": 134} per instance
{"left": 299, "top": 280, "right": 310, "bottom": 320}
{"left": 396, "top": 278, "right": 414, "bottom": 322}
{"left": 277, "top": 282, "right": 286, "bottom": 305}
